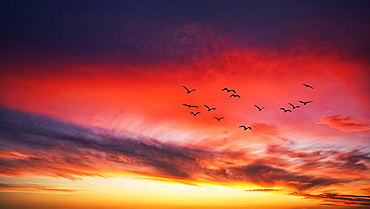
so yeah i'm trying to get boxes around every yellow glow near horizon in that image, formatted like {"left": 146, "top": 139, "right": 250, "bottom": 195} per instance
{"left": 0, "top": 176, "right": 321, "bottom": 209}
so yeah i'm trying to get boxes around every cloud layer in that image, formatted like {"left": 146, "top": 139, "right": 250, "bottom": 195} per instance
{"left": 1, "top": 107, "right": 369, "bottom": 205}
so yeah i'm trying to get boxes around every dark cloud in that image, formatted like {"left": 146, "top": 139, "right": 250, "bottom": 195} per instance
{"left": 229, "top": 163, "right": 341, "bottom": 191}
{"left": 0, "top": 107, "right": 209, "bottom": 179}
{"left": 266, "top": 144, "right": 370, "bottom": 173}
{"left": 289, "top": 192, "right": 370, "bottom": 206}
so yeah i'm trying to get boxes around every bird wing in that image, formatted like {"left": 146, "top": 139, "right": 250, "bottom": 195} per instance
{"left": 222, "top": 88, "right": 228, "bottom": 91}
{"left": 289, "top": 103, "right": 294, "bottom": 108}
{"left": 303, "top": 84, "right": 314, "bottom": 89}
{"left": 230, "top": 90, "right": 236, "bottom": 93}
{"left": 204, "top": 105, "right": 210, "bottom": 109}
{"left": 183, "top": 86, "right": 189, "bottom": 91}
{"left": 182, "top": 104, "right": 190, "bottom": 107}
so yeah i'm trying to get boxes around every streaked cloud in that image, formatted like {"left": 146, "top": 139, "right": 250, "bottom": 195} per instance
{"left": 243, "top": 189, "right": 280, "bottom": 192}
{"left": 289, "top": 192, "right": 370, "bottom": 206}
{"left": 0, "top": 182, "right": 82, "bottom": 193}
{"left": 317, "top": 115, "right": 370, "bottom": 132}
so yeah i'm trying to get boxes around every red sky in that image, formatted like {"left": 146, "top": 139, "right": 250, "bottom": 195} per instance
{"left": 0, "top": 0, "right": 369, "bottom": 208}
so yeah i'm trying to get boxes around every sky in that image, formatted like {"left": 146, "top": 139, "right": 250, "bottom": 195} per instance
{"left": 0, "top": 0, "right": 369, "bottom": 208}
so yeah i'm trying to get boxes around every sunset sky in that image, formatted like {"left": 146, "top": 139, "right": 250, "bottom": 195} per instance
{"left": 0, "top": 0, "right": 369, "bottom": 208}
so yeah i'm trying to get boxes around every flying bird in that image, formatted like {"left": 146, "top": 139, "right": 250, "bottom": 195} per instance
{"left": 190, "top": 112, "right": 200, "bottom": 116}
{"left": 230, "top": 94, "right": 241, "bottom": 98}
{"left": 254, "top": 105, "right": 265, "bottom": 111}
{"left": 280, "top": 108, "right": 292, "bottom": 113}
{"left": 239, "top": 125, "right": 252, "bottom": 130}
{"left": 302, "top": 84, "right": 314, "bottom": 89}
{"left": 298, "top": 100, "right": 313, "bottom": 105}
{"left": 183, "top": 86, "right": 196, "bottom": 93}
{"left": 204, "top": 105, "right": 216, "bottom": 111}
{"left": 182, "top": 104, "right": 199, "bottom": 108}
{"left": 214, "top": 116, "right": 224, "bottom": 121}
{"left": 288, "top": 103, "right": 300, "bottom": 109}
{"left": 222, "top": 88, "right": 236, "bottom": 93}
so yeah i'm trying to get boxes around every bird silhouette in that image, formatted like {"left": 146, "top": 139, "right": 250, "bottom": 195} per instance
{"left": 230, "top": 94, "right": 241, "bottom": 98}
{"left": 182, "top": 104, "right": 199, "bottom": 108}
{"left": 280, "top": 108, "right": 292, "bottom": 113}
{"left": 239, "top": 125, "right": 252, "bottom": 130}
{"left": 302, "top": 84, "right": 314, "bottom": 89}
{"left": 298, "top": 100, "right": 313, "bottom": 105}
{"left": 214, "top": 116, "right": 224, "bottom": 121}
{"left": 254, "top": 105, "right": 265, "bottom": 111}
{"left": 204, "top": 105, "right": 216, "bottom": 111}
{"left": 222, "top": 88, "right": 236, "bottom": 93}
{"left": 190, "top": 112, "right": 200, "bottom": 116}
{"left": 183, "top": 86, "right": 196, "bottom": 93}
{"left": 288, "top": 103, "right": 300, "bottom": 109}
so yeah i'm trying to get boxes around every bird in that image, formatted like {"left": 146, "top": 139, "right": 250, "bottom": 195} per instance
{"left": 222, "top": 88, "right": 236, "bottom": 93}
{"left": 182, "top": 104, "right": 199, "bottom": 108}
{"left": 239, "top": 125, "right": 252, "bottom": 130}
{"left": 280, "top": 108, "right": 292, "bottom": 113}
{"left": 288, "top": 103, "right": 300, "bottom": 109}
{"left": 298, "top": 100, "right": 313, "bottom": 105}
{"left": 214, "top": 116, "right": 224, "bottom": 121}
{"left": 230, "top": 94, "right": 241, "bottom": 98}
{"left": 254, "top": 105, "right": 265, "bottom": 111}
{"left": 204, "top": 105, "right": 216, "bottom": 111}
{"left": 190, "top": 112, "right": 200, "bottom": 116}
{"left": 302, "top": 84, "right": 314, "bottom": 89}
{"left": 183, "top": 86, "right": 196, "bottom": 93}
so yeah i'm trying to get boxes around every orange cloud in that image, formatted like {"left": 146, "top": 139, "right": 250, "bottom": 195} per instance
{"left": 0, "top": 182, "right": 82, "bottom": 193}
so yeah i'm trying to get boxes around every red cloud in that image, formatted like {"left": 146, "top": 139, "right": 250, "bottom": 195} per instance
{"left": 317, "top": 115, "right": 370, "bottom": 132}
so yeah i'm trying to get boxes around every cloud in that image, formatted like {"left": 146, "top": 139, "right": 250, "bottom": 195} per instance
{"left": 243, "top": 189, "right": 280, "bottom": 192}
{"left": 0, "top": 107, "right": 210, "bottom": 180}
{"left": 317, "top": 115, "right": 370, "bottom": 132}
{"left": 228, "top": 163, "right": 341, "bottom": 191}
{"left": 289, "top": 192, "right": 370, "bottom": 206}
{"left": 0, "top": 182, "right": 82, "bottom": 193}
{"left": 0, "top": 107, "right": 369, "bottom": 199}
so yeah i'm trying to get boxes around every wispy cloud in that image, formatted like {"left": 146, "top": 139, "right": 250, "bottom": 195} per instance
{"left": 243, "top": 189, "right": 280, "bottom": 192}
{"left": 317, "top": 115, "right": 370, "bottom": 132}
{"left": 0, "top": 182, "right": 82, "bottom": 193}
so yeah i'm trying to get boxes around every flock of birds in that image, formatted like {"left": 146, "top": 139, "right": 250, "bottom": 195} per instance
{"left": 182, "top": 84, "right": 314, "bottom": 131}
